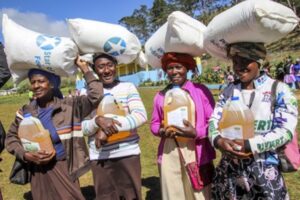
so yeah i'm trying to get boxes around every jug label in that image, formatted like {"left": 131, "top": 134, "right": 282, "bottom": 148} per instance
{"left": 221, "top": 125, "right": 243, "bottom": 140}
{"left": 21, "top": 138, "right": 41, "bottom": 152}
{"left": 167, "top": 106, "right": 188, "bottom": 127}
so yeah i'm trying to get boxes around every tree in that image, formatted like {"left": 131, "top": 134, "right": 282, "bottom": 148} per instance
{"left": 149, "top": 0, "right": 170, "bottom": 32}
{"left": 119, "top": 5, "right": 150, "bottom": 43}
{"left": 167, "top": 0, "right": 200, "bottom": 17}
{"left": 275, "top": 0, "right": 300, "bottom": 15}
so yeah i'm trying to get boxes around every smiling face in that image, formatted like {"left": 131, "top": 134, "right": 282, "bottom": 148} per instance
{"left": 232, "top": 55, "right": 260, "bottom": 84}
{"left": 29, "top": 74, "right": 53, "bottom": 100}
{"left": 166, "top": 62, "right": 188, "bottom": 86}
{"left": 94, "top": 57, "right": 117, "bottom": 85}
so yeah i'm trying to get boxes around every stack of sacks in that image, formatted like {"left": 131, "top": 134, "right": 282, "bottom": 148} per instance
{"left": 2, "top": 14, "right": 79, "bottom": 84}
{"left": 145, "top": 11, "right": 207, "bottom": 68}
{"left": 67, "top": 18, "right": 141, "bottom": 65}
{"left": 204, "top": 0, "right": 299, "bottom": 60}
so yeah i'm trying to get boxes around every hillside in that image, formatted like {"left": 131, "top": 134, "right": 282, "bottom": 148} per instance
{"left": 267, "top": 28, "right": 300, "bottom": 53}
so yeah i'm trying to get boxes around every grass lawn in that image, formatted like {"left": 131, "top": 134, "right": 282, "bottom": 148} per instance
{"left": 0, "top": 87, "right": 299, "bottom": 200}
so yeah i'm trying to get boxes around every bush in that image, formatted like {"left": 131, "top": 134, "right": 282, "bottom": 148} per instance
{"left": 1, "top": 78, "right": 14, "bottom": 90}
{"left": 61, "top": 77, "right": 76, "bottom": 88}
{"left": 16, "top": 80, "right": 30, "bottom": 94}
{"left": 194, "top": 68, "right": 223, "bottom": 84}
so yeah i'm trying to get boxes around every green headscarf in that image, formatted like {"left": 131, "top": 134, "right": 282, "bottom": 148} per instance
{"left": 227, "top": 42, "right": 267, "bottom": 65}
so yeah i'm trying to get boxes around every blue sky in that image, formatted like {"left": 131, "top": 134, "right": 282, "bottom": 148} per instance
{"left": 0, "top": 0, "right": 153, "bottom": 42}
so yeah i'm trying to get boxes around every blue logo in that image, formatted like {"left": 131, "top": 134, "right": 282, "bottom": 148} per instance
{"left": 103, "top": 37, "right": 126, "bottom": 56}
{"left": 36, "top": 35, "right": 61, "bottom": 50}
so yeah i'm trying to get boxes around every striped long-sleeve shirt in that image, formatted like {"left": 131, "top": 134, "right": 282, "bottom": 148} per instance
{"left": 82, "top": 82, "right": 147, "bottom": 160}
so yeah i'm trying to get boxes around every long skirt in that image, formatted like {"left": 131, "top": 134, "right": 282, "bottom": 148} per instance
{"left": 30, "top": 159, "right": 85, "bottom": 200}
{"left": 91, "top": 155, "right": 142, "bottom": 200}
{"left": 212, "top": 154, "right": 289, "bottom": 200}
{"left": 160, "top": 138, "right": 212, "bottom": 200}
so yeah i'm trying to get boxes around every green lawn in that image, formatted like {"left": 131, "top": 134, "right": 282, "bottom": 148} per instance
{"left": 0, "top": 88, "right": 299, "bottom": 200}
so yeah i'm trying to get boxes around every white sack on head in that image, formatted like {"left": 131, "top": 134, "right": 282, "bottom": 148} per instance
{"left": 2, "top": 14, "right": 78, "bottom": 84}
{"left": 165, "top": 11, "right": 207, "bottom": 56}
{"left": 144, "top": 23, "right": 167, "bottom": 69}
{"left": 67, "top": 18, "right": 141, "bottom": 64}
{"left": 204, "top": 0, "right": 299, "bottom": 60}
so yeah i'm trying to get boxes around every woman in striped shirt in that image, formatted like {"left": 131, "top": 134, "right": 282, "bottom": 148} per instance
{"left": 82, "top": 53, "right": 147, "bottom": 200}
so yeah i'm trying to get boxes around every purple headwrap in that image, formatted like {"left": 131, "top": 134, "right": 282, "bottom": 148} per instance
{"left": 28, "top": 69, "right": 63, "bottom": 99}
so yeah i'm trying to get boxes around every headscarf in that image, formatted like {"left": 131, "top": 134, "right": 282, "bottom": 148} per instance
{"left": 92, "top": 53, "right": 117, "bottom": 66}
{"left": 28, "top": 68, "right": 63, "bottom": 99}
{"left": 161, "top": 52, "right": 196, "bottom": 72}
{"left": 227, "top": 42, "right": 267, "bottom": 65}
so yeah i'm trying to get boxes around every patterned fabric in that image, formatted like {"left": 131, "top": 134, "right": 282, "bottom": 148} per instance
{"left": 212, "top": 155, "right": 288, "bottom": 200}
{"left": 161, "top": 52, "right": 196, "bottom": 72}
{"left": 227, "top": 42, "right": 267, "bottom": 64}
{"left": 209, "top": 74, "right": 298, "bottom": 200}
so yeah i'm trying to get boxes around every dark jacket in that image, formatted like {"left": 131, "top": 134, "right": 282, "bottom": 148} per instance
{"left": 5, "top": 71, "right": 102, "bottom": 180}
{"left": 0, "top": 42, "right": 11, "bottom": 88}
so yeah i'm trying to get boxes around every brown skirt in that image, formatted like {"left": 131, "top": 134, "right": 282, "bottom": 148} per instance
{"left": 91, "top": 155, "right": 142, "bottom": 200}
{"left": 30, "top": 159, "right": 85, "bottom": 200}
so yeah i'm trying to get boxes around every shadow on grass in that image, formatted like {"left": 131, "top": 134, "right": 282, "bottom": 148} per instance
{"left": 23, "top": 185, "right": 95, "bottom": 200}
{"left": 142, "top": 176, "right": 161, "bottom": 200}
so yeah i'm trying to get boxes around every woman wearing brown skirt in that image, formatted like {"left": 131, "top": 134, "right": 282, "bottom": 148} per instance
{"left": 6, "top": 57, "right": 103, "bottom": 200}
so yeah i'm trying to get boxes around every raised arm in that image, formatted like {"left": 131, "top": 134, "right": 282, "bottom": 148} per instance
{"left": 72, "top": 57, "right": 103, "bottom": 120}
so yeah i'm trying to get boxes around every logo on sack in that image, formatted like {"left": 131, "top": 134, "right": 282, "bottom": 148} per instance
{"left": 103, "top": 37, "right": 126, "bottom": 56}
{"left": 36, "top": 35, "right": 61, "bottom": 50}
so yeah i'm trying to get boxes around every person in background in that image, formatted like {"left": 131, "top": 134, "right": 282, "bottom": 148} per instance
{"left": 219, "top": 66, "right": 233, "bottom": 91}
{"left": 150, "top": 52, "right": 216, "bottom": 200}
{"left": 283, "top": 58, "right": 295, "bottom": 88}
{"left": 292, "top": 58, "right": 300, "bottom": 89}
{"left": 5, "top": 57, "right": 103, "bottom": 200}
{"left": 261, "top": 61, "right": 272, "bottom": 77}
{"left": 82, "top": 53, "right": 147, "bottom": 200}
{"left": 68, "top": 89, "right": 74, "bottom": 98}
{"left": 209, "top": 42, "right": 298, "bottom": 200}
{"left": 226, "top": 71, "right": 235, "bottom": 83}
{"left": 0, "top": 41, "right": 11, "bottom": 200}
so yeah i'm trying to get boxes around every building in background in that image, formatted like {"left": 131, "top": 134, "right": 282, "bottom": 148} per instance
{"left": 117, "top": 57, "right": 202, "bottom": 86}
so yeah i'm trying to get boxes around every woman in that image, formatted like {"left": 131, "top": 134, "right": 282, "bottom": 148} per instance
{"left": 150, "top": 52, "right": 216, "bottom": 200}
{"left": 209, "top": 42, "right": 298, "bottom": 199}
{"left": 82, "top": 53, "right": 147, "bottom": 200}
{"left": 5, "top": 57, "right": 103, "bottom": 200}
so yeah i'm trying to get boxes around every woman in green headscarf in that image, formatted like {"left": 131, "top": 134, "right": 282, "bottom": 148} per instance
{"left": 209, "top": 42, "right": 298, "bottom": 199}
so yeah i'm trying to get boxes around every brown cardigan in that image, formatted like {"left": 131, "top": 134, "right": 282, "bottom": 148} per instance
{"left": 6, "top": 71, "right": 103, "bottom": 180}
